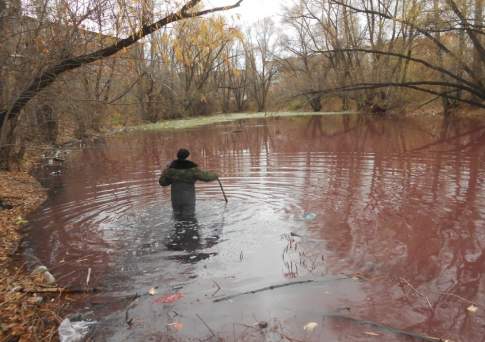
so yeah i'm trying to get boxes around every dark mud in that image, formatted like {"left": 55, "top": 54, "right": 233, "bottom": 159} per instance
{"left": 26, "top": 115, "right": 485, "bottom": 341}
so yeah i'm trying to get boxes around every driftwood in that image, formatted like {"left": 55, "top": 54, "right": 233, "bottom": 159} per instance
{"left": 213, "top": 277, "right": 349, "bottom": 303}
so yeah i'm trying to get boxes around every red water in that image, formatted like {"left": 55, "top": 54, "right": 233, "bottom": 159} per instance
{"left": 27, "top": 115, "right": 485, "bottom": 341}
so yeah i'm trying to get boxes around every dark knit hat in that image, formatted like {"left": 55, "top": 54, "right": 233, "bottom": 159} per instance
{"left": 176, "top": 148, "right": 190, "bottom": 160}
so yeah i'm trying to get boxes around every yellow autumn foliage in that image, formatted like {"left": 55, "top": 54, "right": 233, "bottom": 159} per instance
{"left": 168, "top": 16, "right": 241, "bottom": 66}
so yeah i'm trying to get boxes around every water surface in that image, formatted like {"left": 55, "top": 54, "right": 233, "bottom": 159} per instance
{"left": 27, "top": 115, "right": 485, "bottom": 341}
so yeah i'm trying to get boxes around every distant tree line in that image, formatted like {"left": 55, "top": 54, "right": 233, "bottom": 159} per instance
{"left": 278, "top": 0, "right": 485, "bottom": 114}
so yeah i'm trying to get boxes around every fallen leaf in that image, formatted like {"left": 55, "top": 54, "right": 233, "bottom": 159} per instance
{"left": 364, "top": 331, "right": 380, "bottom": 336}
{"left": 148, "top": 287, "right": 158, "bottom": 296}
{"left": 467, "top": 304, "right": 478, "bottom": 313}
{"left": 303, "top": 322, "right": 318, "bottom": 332}
{"left": 154, "top": 292, "right": 183, "bottom": 304}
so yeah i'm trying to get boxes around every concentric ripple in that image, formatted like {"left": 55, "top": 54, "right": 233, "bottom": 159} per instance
{"left": 25, "top": 115, "right": 485, "bottom": 341}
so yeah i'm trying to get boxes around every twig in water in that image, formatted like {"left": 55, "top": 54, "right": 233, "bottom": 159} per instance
{"left": 439, "top": 292, "right": 476, "bottom": 305}
{"left": 125, "top": 293, "right": 140, "bottom": 328}
{"left": 211, "top": 281, "right": 222, "bottom": 297}
{"left": 276, "top": 332, "right": 305, "bottom": 342}
{"left": 323, "top": 314, "right": 446, "bottom": 342}
{"left": 213, "top": 277, "right": 349, "bottom": 303}
{"left": 217, "top": 178, "right": 228, "bottom": 203}
{"left": 400, "top": 277, "right": 433, "bottom": 310}
{"left": 196, "top": 313, "right": 216, "bottom": 337}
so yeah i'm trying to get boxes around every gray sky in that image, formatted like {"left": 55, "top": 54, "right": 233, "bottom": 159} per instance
{"left": 204, "top": 0, "right": 292, "bottom": 25}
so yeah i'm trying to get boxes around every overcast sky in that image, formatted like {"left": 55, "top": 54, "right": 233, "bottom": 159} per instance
{"left": 204, "top": 0, "right": 292, "bottom": 26}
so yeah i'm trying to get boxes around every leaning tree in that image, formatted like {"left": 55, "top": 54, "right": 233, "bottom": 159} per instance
{"left": 0, "top": 0, "right": 243, "bottom": 169}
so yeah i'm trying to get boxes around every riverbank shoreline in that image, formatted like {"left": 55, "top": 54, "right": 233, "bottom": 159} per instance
{"left": 130, "top": 111, "right": 358, "bottom": 131}
{"left": 0, "top": 171, "right": 64, "bottom": 341}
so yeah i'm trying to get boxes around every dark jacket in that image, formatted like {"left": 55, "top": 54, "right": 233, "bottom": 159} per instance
{"left": 159, "top": 159, "right": 218, "bottom": 216}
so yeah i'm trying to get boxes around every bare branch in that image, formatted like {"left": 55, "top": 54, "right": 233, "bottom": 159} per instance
{"left": 0, "top": 0, "right": 244, "bottom": 128}
{"left": 304, "top": 81, "right": 485, "bottom": 109}
{"left": 327, "top": 0, "right": 480, "bottom": 84}
{"left": 446, "top": 0, "right": 485, "bottom": 65}
{"left": 311, "top": 48, "right": 484, "bottom": 98}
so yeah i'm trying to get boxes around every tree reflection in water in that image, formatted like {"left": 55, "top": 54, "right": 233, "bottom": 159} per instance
{"left": 27, "top": 114, "right": 485, "bottom": 341}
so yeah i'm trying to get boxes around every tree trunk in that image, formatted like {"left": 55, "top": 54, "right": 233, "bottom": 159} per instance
{"left": 434, "top": 0, "right": 451, "bottom": 115}
{"left": 0, "top": 0, "right": 243, "bottom": 169}
{"left": 474, "top": 0, "right": 483, "bottom": 82}
{"left": 309, "top": 95, "right": 322, "bottom": 111}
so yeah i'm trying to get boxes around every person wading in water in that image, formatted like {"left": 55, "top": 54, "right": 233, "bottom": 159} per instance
{"left": 159, "top": 148, "right": 219, "bottom": 218}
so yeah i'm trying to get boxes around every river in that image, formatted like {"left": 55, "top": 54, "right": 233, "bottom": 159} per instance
{"left": 26, "top": 114, "right": 485, "bottom": 341}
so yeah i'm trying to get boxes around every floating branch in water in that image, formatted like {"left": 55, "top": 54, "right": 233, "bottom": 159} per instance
{"left": 400, "top": 277, "right": 433, "bottom": 310}
{"left": 196, "top": 313, "right": 216, "bottom": 337}
{"left": 213, "top": 277, "right": 349, "bottom": 303}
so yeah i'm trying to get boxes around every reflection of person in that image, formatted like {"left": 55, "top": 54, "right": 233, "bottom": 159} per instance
{"left": 165, "top": 215, "right": 221, "bottom": 263}
{"left": 159, "top": 148, "right": 218, "bottom": 217}
{"left": 166, "top": 217, "right": 201, "bottom": 252}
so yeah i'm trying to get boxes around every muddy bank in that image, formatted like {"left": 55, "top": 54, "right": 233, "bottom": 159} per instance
{"left": 0, "top": 171, "right": 62, "bottom": 341}
{"left": 132, "top": 111, "right": 356, "bottom": 131}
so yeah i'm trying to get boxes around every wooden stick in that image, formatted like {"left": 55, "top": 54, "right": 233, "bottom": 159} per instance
{"left": 440, "top": 291, "right": 476, "bottom": 305}
{"left": 196, "top": 313, "right": 216, "bottom": 337}
{"left": 217, "top": 178, "right": 228, "bottom": 203}
{"left": 213, "top": 277, "right": 349, "bottom": 303}
{"left": 400, "top": 277, "right": 433, "bottom": 310}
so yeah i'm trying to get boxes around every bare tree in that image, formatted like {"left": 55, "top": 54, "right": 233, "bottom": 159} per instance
{"left": 280, "top": 1, "right": 331, "bottom": 111}
{"left": 280, "top": 0, "right": 485, "bottom": 114}
{"left": 0, "top": 0, "right": 244, "bottom": 169}
{"left": 214, "top": 38, "right": 249, "bottom": 112}
{"left": 245, "top": 18, "right": 279, "bottom": 112}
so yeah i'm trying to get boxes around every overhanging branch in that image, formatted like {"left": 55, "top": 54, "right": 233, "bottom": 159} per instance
{"left": 0, "top": 0, "right": 244, "bottom": 129}
{"left": 312, "top": 47, "right": 484, "bottom": 98}
{"left": 327, "top": 0, "right": 479, "bottom": 85}
{"left": 302, "top": 81, "right": 485, "bottom": 109}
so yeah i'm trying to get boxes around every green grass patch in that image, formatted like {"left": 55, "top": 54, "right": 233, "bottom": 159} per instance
{"left": 132, "top": 111, "right": 356, "bottom": 131}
